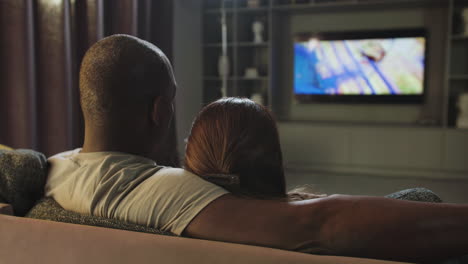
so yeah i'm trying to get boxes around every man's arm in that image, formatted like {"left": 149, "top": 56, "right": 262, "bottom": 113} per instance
{"left": 184, "top": 194, "right": 468, "bottom": 262}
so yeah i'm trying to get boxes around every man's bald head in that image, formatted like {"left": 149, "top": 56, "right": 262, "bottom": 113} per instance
{"left": 79, "top": 34, "right": 176, "bottom": 125}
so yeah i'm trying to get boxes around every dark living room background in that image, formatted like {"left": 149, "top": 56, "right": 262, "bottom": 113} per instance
{"left": 0, "top": 0, "right": 179, "bottom": 166}
{"left": 1, "top": 0, "right": 468, "bottom": 202}
{"left": 173, "top": 0, "right": 468, "bottom": 203}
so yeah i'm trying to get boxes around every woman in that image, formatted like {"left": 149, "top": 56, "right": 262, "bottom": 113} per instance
{"left": 184, "top": 98, "right": 468, "bottom": 263}
{"left": 184, "top": 97, "right": 442, "bottom": 203}
{"left": 184, "top": 97, "right": 322, "bottom": 200}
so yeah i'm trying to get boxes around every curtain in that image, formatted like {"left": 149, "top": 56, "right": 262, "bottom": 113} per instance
{"left": 0, "top": 0, "right": 179, "bottom": 166}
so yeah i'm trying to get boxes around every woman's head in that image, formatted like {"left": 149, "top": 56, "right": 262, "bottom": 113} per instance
{"left": 185, "top": 98, "right": 286, "bottom": 198}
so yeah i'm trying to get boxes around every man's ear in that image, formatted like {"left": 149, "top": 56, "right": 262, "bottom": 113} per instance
{"left": 151, "top": 96, "right": 162, "bottom": 127}
{"left": 150, "top": 96, "right": 173, "bottom": 128}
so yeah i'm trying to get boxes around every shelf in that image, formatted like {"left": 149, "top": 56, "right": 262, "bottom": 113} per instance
{"left": 203, "top": 76, "right": 269, "bottom": 81}
{"left": 272, "top": 0, "right": 443, "bottom": 12}
{"left": 204, "top": 43, "right": 233, "bottom": 48}
{"left": 204, "top": 8, "right": 234, "bottom": 14}
{"left": 205, "top": 6, "right": 269, "bottom": 14}
{"left": 237, "top": 42, "right": 269, "bottom": 47}
{"left": 236, "top": 6, "right": 270, "bottom": 13}
{"left": 204, "top": 42, "right": 269, "bottom": 48}
{"left": 277, "top": 119, "right": 447, "bottom": 129}
{"left": 450, "top": 74, "right": 468, "bottom": 81}
{"left": 203, "top": 76, "right": 227, "bottom": 81}
{"left": 204, "top": 0, "right": 440, "bottom": 13}
{"left": 452, "top": 35, "right": 468, "bottom": 41}
{"left": 236, "top": 76, "right": 269, "bottom": 81}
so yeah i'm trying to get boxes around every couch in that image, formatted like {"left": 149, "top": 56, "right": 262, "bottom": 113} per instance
{"left": 0, "top": 148, "right": 411, "bottom": 264}
{"left": 0, "top": 203, "right": 408, "bottom": 264}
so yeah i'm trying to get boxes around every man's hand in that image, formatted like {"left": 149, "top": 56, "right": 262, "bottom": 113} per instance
{"left": 287, "top": 192, "right": 327, "bottom": 201}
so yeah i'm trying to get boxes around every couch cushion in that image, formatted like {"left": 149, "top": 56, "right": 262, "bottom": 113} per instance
{"left": 0, "top": 149, "right": 47, "bottom": 216}
{"left": 27, "top": 198, "right": 173, "bottom": 236}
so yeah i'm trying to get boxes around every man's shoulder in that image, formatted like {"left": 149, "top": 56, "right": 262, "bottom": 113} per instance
{"left": 48, "top": 148, "right": 82, "bottom": 161}
{"left": 141, "top": 167, "right": 216, "bottom": 189}
{"left": 155, "top": 167, "right": 199, "bottom": 177}
{"left": 48, "top": 149, "right": 159, "bottom": 168}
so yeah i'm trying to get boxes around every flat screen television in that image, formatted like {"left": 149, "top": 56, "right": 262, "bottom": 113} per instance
{"left": 293, "top": 29, "right": 427, "bottom": 103}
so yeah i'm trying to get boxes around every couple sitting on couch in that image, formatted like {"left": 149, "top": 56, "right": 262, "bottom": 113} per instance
{"left": 44, "top": 35, "right": 468, "bottom": 263}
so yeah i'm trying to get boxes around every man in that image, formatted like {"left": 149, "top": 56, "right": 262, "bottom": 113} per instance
{"left": 46, "top": 34, "right": 228, "bottom": 235}
{"left": 46, "top": 35, "right": 468, "bottom": 263}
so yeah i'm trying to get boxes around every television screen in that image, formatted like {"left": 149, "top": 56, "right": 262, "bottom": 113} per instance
{"left": 293, "top": 29, "right": 427, "bottom": 103}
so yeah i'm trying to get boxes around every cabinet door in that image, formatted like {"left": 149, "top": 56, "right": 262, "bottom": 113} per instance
{"left": 279, "top": 124, "right": 350, "bottom": 166}
{"left": 350, "top": 128, "right": 443, "bottom": 170}
{"left": 444, "top": 130, "right": 468, "bottom": 171}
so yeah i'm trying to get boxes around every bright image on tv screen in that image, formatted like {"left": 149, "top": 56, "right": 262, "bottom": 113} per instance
{"left": 294, "top": 36, "right": 426, "bottom": 96}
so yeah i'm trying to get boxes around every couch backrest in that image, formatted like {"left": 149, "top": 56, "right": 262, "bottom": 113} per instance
{"left": 0, "top": 214, "right": 409, "bottom": 264}
{"left": 0, "top": 203, "right": 13, "bottom": 215}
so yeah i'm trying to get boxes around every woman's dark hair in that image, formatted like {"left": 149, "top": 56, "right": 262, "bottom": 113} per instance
{"left": 184, "top": 97, "right": 286, "bottom": 198}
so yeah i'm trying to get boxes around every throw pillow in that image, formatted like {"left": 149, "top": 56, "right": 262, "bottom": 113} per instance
{"left": 0, "top": 149, "right": 47, "bottom": 216}
{"left": 385, "top": 187, "right": 443, "bottom": 203}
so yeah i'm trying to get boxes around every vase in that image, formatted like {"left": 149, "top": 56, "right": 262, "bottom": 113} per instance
{"left": 252, "top": 20, "right": 264, "bottom": 43}
{"left": 457, "top": 93, "right": 468, "bottom": 129}
{"left": 463, "top": 8, "right": 468, "bottom": 36}
{"left": 218, "top": 55, "right": 230, "bottom": 77}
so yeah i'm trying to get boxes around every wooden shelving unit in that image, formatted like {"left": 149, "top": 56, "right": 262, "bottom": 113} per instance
{"left": 202, "top": 0, "right": 468, "bottom": 128}
{"left": 203, "top": 76, "right": 269, "bottom": 80}
{"left": 451, "top": 35, "right": 468, "bottom": 41}
{"left": 445, "top": 0, "right": 468, "bottom": 127}
{"left": 450, "top": 74, "right": 468, "bottom": 81}
{"left": 203, "top": 42, "right": 269, "bottom": 47}
{"left": 202, "top": 0, "right": 272, "bottom": 105}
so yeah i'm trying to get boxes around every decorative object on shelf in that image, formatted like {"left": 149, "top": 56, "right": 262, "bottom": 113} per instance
{"left": 244, "top": 67, "right": 259, "bottom": 79}
{"left": 252, "top": 20, "right": 264, "bottom": 44}
{"left": 283, "top": 0, "right": 310, "bottom": 4}
{"left": 452, "top": 11, "right": 464, "bottom": 35}
{"left": 250, "top": 93, "right": 264, "bottom": 106}
{"left": 247, "top": 0, "right": 261, "bottom": 8}
{"left": 456, "top": 93, "right": 468, "bottom": 129}
{"left": 462, "top": 8, "right": 468, "bottom": 36}
{"left": 218, "top": 55, "right": 230, "bottom": 77}
{"left": 219, "top": 0, "right": 229, "bottom": 97}
{"left": 463, "top": 8, "right": 468, "bottom": 36}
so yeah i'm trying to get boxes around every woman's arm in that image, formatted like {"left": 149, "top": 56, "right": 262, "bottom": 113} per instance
{"left": 184, "top": 194, "right": 468, "bottom": 262}
{"left": 312, "top": 195, "right": 468, "bottom": 262}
